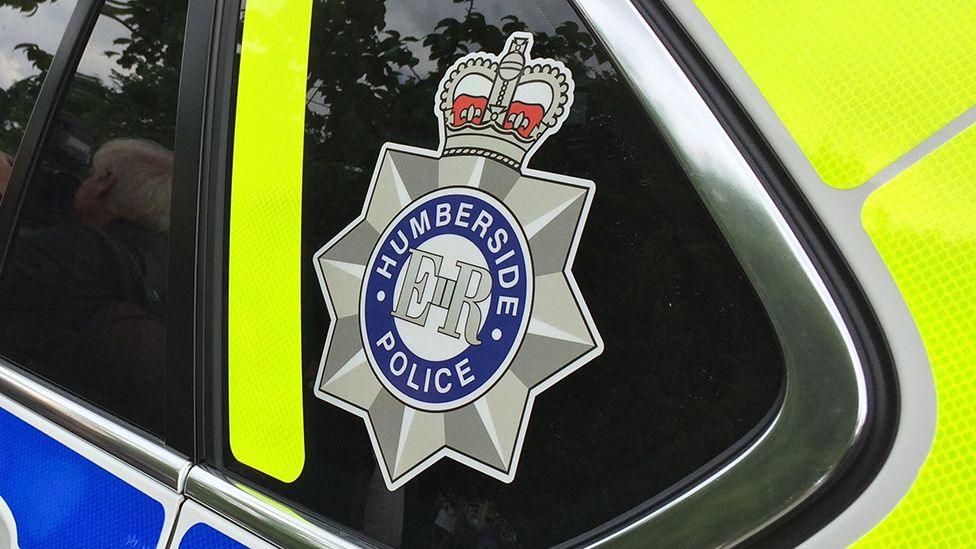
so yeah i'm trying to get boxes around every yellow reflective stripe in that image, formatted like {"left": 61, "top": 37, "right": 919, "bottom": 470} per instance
{"left": 857, "top": 124, "right": 976, "bottom": 546}
{"left": 695, "top": 0, "right": 976, "bottom": 189}
{"left": 227, "top": 0, "right": 312, "bottom": 482}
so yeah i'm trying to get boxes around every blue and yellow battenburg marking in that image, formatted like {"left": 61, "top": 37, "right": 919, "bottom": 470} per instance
{"left": 313, "top": 32, "right": 603, "bottom": 490}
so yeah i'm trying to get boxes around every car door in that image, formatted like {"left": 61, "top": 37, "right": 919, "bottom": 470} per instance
{"left": 1, "top": 0, "right": 922, "bottom": 546}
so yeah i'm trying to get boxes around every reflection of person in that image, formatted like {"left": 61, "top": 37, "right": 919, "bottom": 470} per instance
{"left": 71, "top": 139, "right": 171, "bottom": 236}
{"left": 0, "top": 138, "right": 172, "bottom": 432}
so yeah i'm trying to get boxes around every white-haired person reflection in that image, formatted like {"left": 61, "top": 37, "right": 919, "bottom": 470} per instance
{"left": 0, "top": 139, "right": 172, "bottom": 433}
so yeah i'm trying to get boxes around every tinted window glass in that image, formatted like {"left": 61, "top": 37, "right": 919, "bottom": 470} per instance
{"left": 0, "top": 0, "right": 187, "bottom": 435}
{"left": 0, "top": 0, "right": 79, "bottom": 160}
{"left": 223, "top": 0, "right": 783, "bottom": 546}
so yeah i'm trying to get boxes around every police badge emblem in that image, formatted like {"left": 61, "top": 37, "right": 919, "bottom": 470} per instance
{"left": 313, "top": 32, "right": 603, "bottom": 490}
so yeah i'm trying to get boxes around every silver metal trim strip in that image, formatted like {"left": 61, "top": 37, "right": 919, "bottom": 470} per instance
{"left": 185, "top": 465, "right": 381, "bottom": 549}
{"left": 863, "top": 104, "right": 976, "bottom": 191}
{"left": 569, "top": 1, "right": 868, "bottom": 547}
{"left": 660, "top": 2, "right": 936, "bottom": 546}
{"left": 0, "top": 360, "right": 189, "bottom": 489}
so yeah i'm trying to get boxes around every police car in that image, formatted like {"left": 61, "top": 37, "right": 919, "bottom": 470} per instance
{"left": 0, "top": 0, "right": 969, "bottom": 546}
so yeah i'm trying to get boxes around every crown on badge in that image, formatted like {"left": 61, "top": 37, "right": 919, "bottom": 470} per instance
{"left": 438, "top": 32, "right": 574, "bottom": 169}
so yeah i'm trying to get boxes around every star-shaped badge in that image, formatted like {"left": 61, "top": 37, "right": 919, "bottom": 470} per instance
{"left": 313, "top": 32, "right": 603, "bottom": 490}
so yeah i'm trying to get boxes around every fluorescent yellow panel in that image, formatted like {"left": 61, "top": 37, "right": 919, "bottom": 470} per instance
{"left": 858, "top": 124, "right": 976, "bottom": 546}
{"left": 227, "top": 0, "right": 312, "bottom": 482}
{"left": 695, "top": 0, "right": 976, "bottom": 189}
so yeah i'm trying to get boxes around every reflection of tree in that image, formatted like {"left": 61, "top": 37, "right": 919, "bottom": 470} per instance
{"left": 300, "top": 0, "right": 618, "bottom": 277}
{"left": 0, "top": 41, "right": 50, "bottom": 154}
{"left": 0, "top": 0, "right": 61, "bottom": 154}
{"left": 0, "top": 0, "right": 185, "bottom": 154}
{"left": 0, "top": 0, "right": 56, "bottom": 14}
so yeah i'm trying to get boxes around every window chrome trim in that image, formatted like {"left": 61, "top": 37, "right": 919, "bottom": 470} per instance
{"left": 0, "top": 360, "right": 191, "bottom": 489}
{"left": 569, "top": 1, "right": 868, "bottom": 547}
{"left": 185, "top": 465, "right": 382, "bottom": 549}
{"left": 660, "top": 2, "right": 926, "bottom": 545}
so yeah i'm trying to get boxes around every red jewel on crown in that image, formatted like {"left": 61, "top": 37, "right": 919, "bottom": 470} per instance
{"left": 452, "top": 94, "right": 488, "bottom": 127}
{"left": 438, "top": 32, "right": 574, "bottom": 169}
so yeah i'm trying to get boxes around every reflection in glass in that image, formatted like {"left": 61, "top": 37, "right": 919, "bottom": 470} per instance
{"left": 0, "top": 0, "right": 79, "bottom": 158}
{"left": 225, "top": 0, "right": 785, "bottom": 547}
{"left": 0, "top": 0, "right": 187, "bottom": 436}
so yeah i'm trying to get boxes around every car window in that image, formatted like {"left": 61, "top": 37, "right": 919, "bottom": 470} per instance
{"left": 0, "top": 0, "right": 79, "bottom": 160}
{"left": 220, "top": 0, "right": 784, "bottom": 546}
{"left": 0, "top": 0, "right": 188, "bottom": 436}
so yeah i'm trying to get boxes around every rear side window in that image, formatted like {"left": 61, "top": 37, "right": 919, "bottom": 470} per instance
{"left": 221, "top": 0, "right": 784, "bottom": 546}
{"left": 0, "top": 0, "right": 188, "bottom": 436}
{"left": 0, "top": 0, "right": 79, "bottom": 159}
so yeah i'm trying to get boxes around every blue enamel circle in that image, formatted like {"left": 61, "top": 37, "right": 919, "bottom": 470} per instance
{"left": 362, "top": 187, "right": 532, "bottom": 411}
